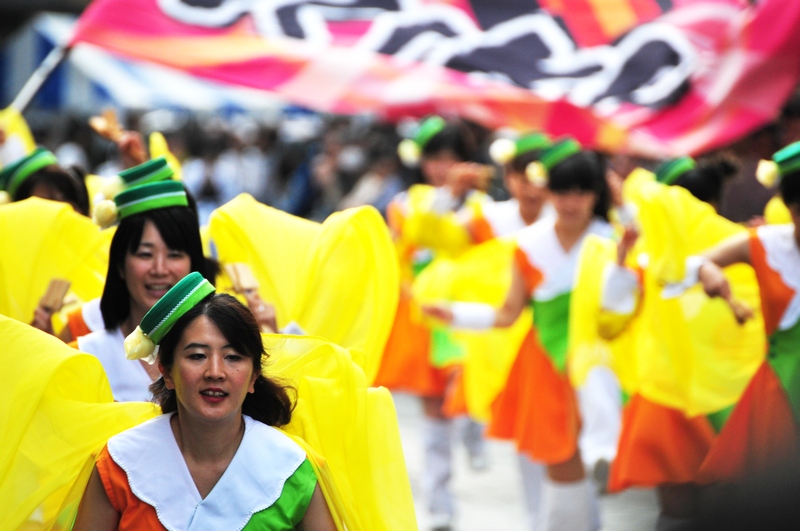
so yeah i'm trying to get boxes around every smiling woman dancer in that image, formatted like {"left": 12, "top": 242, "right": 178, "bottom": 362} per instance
{"left": 73, "top": 272, "right": 336, "bottom": 530}
{"left": 78, "top": 163, "right": 209, "bottom": 402}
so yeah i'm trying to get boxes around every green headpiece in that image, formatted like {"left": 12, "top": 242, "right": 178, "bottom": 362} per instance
{"left": 124, "top": 272, "right": 215, "bottom": 362}
{"left": 397, "top": 116, "right": 447, "bottom": 167}
{"left": 489, "top": 133, "right": 552, "bottom": 165}
{"left": 520, "top": 138, "right": 581, "bottom": 188}
{"left": 773, "top": 141, "right": 800, "bottom": 177}
{"left": 655, "top": 157, "right": 696, "bottom": 185}
{"left": 98, "top": 156, "right": 175, "bottom": 201}
{"left": 93, "top": 180, "right": 189, "bottom": 228}
{"left": 539, "top": 138, "right": 581, "bottom": 171}
{"left": 0, "top": 147, "right": 59, "bottom": 199}
{"left": 756, "top": 141, "right": 800, "bottom": 187}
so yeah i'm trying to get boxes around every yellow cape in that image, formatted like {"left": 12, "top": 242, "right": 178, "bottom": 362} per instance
{"left": 0, "top": 198, "right": 111, "bottom": 329}
{"left": 572, "top": 169, "right": 765, "bottom": 416}
{"left": 0, "top": 107, "right": 36, "bottom": 157}
{"left": 413, "top": 237, "right": 530, "bottom": 421}
{"left": 208, "top": 194, "right": 398, "bottom": 383}
{"left": 2, "top": 317, "right": 416, "bottom": 530}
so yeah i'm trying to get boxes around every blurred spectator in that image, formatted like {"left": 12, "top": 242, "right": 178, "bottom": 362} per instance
{"left": 338, "top": 126, "right": 404, "bottom": 217}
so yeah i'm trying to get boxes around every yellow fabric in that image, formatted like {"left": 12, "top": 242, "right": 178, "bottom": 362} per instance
{"left": 3, "top": 316, "right": 415, "bottom": 530}
{"left": 0, "top": 198, "right": 110, "bottom": 326}
{"left": 0, "top": 107, "right": 36, "bottom": 156}
{"left": 0, "top": 315, "right": 160, "bottom": 530}
{"left": 592, "top": 169, "right": 766, "bottom": 415}
{"left": 208, "top": 194, "right": 398, "bottom": 383}
{"left": 266, "top": 335, "right": 417, "bottom": 531}
{"left": 413, "top": 237, "right": 530, "bottom": 421}
{"left": 148, "top": 132, "right": 183, "bottom": 182}
{"left": 399, "top": 184, "right": 480, "bottom": 258}
{"left": 568, "top": 236, "right": 629, "bottom": 391}
{"left": 764, "top": 195, "right": 792, "bottom": 225}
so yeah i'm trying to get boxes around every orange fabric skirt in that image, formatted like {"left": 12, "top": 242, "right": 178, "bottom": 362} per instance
{"left": 373, "top": 294, "right": 448, "bottom": 397}
{"left": 486, "top": 330, "right": 580, "bottom": 465}
{"left": 608, "top": 394, "right": 715, "bottom": 492}
{"left": 698, "top": 362, "right": 799, "bottom": 483}
{"left": 442, "top": 367, "right": 468, "bottom": 418}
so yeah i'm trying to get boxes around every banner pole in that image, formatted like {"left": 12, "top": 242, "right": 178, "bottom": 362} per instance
{"left": 10, "top": 44, "right": 71, "bottom": 113}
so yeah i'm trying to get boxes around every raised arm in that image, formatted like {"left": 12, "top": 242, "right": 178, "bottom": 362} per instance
{"left": 421, "top": 261, "right": 529, "bottom": 329}
{"left": 697, "top": 232, "right": 753, "bottom": 323}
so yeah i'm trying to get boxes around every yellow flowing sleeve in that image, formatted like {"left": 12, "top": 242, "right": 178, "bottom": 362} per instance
{"left": 398, "top": 184, "right": 475, "bottom": 258}
{"left": 0, "top": 315, "right": 159, "bottom": 530}
{"left": 267, "top": 335, "right": 417, "bottom": 531}
{"left": 209, "top": 195, "right": 398, "bottom": 383}
{"left": 0, "top": 198, "right": 110, "bottom": 330}
{"left": 568, "top": 235, "right": 637, "bottom": 395}
{"left": 0, "top": 106, "right": 36, "bottom": 156}
{"left": 413, "top": 237, "right": 530, "bottom": 421}
{"left": 617, "top": 169, "right": 765, "bottom": 416}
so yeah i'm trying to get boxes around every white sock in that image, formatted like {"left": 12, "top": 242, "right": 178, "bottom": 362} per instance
{"left": 539, "top": 478, "right": 599, "bottom": 531}
{"left": 422, "top": 417, "right": 454, "bottom": 519}
{"left": 517, "top": 453, "right": 545, "bottom": 530}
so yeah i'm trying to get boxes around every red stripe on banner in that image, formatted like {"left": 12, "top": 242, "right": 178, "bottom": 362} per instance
{"left": 540, "top": 0, "right": 611, "bottom": 47}
{"left": 628, "top": 0, "right": 665, "bottom": 24}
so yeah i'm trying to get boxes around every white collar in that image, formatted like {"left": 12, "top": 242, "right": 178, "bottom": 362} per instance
{"left": 107, "top": 414, "right": 306, "bottom": 531}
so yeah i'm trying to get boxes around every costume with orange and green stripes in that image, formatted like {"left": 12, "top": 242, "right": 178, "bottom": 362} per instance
{"left": 699, "top": 224, "right": 800, "bottom": 481}
{"left": 488, "top": 217, "right": 614, "bottom": 464}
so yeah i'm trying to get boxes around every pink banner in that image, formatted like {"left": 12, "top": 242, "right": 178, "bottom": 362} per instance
{"left": 71, "top": 0, "right": 800, "bottom": 156}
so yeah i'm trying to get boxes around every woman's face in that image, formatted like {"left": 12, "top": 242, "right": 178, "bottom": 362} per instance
{"left": 162, "top": 314, "right": 258, "bottom": 423}
{"left": 420, "top": 150, "right": 461, "bottom": 188}
{"left": 549, "top": 189, "right": 597, "bottom": 226}
{"left": 121, "top": 220, "right": 191, "bottom": 318}
{"left": 506, "top": 171, "right": 547, "bottom": 207}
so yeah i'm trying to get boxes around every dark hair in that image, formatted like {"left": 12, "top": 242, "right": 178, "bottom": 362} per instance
{"left": 509, "top": 149, "right": 547, "bottom": 175}
{"left": 422, "top": 121, "right": 478, "bottom": 162}
{"left": 672, "top": 156, "right": 738, "bottom": 206}
{"left": 100, "top": 206, "right": 207, "bottom": 330}
{"left": 150, "top": 293, "right": 294, "bottom": 427}
{"left": 547, "top": 151, "right": 611, "bottom": 220}
{"left": 780, "top": 173, "right": 800, "bottom": 209}
{"left": 14, "top": 165, "right": 91, "bottom": 216}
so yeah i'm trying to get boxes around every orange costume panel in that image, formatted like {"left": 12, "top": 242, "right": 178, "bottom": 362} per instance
{"left": 609, "top": 395, "right": 715, "bottom": 492}
{"left": 374, "top": 293, "right": 448, "bottom": 397}
{"left": 97, "top": 446, "right": 164, "bottom": 529}
{"left": 487, "top": 329, "right": 580, "bottom": 465}
{"left": 698, "top": 226, "right": 800, "bottom": 482}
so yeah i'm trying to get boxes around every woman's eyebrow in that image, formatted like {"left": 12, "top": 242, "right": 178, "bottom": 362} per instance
{"left": 183, "top": 342, "right": 210, "bottom": 350}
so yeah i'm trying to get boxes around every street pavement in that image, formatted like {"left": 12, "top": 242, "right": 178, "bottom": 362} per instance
{"left": 393, "top": 392, "right": 660, "bottom": 531}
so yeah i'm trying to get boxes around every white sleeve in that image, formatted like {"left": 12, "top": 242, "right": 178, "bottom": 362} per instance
{"left": 661, "top": 256, "right": 709, "bottom": 299}
{"left": 450, "top": 302, "right": 496, "bottom": 330}
{"left": 601, "top": 264, "right": 640, "bottom": 314}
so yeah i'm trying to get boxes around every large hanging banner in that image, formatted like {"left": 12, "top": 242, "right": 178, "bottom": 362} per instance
{"left": 71, "top": 0, "right": 800, "bottom": 156}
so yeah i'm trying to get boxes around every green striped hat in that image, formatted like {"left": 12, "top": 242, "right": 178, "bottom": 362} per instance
{"left": 115, "top": 180, "right": 189, "bottom": 221}
{"left": 124, "top": 272, "right": 215, "bottom": 361}
{"left": 0, "top": 148, "right": 59, "bottom": 199}
{"left": 398, "top": 116, "right": 448, "bottom": 166}
{"left": 539, "top": 138, "right": 581, "bottom": 171}
{"left": 413, "top": 116, "right": 446, "bottom": 150}
{"left": 490, "top": 133, "right": 552, "bottom": 165}
{"left": 773, "top": 141, "right": 800, "bottom": 177}
{"left": 119, "top": 156, "right": 174, "bottom": 187}
{"left": 655, "top": 157, "right": 696, "bottom": 185}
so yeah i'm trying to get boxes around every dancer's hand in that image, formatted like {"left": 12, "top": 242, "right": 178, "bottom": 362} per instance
{"left": 421, "top": 303, "right": 454, "bottom": 324}
{"left": 244, "top": 292, "right": 278, "bottom": 333}
{"left": 31, "top": 304, "right": 55, "bottom": 335}
{"left": 617, "top": 225, "right": 639, "bottom": 266}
